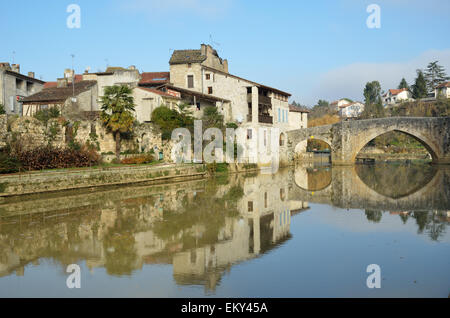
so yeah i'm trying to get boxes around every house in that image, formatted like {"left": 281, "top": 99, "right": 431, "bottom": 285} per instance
{"left": 435, "top": 82, "right": 450, "bottom": 99}
{"left": 382, "top": 88, "right": 413, "bottom": 106}
{"left": 288, "top": 105, "right": 309, "bottom": 130}
{"left": 133, "top": 87, "right": 182, "bottom": 123}
{"left": 338, "top": 102, "right": 365, "bottom": 118}
{"left": 0, "top": 63, "right": 45, "bottom": 115}
{"left": 139, "top": 72, "right": 170, "bottom": 88}
{"left": 21, "top": 79, "right": 98, "bottom": 118}
{"left": 330, "top": 99, "right": 351, "bottom": 111}
{"left": 82, "top": 66, "right": 141, "bottom": 97}
{"left": 167, "top": 44, "right": 298, "bottom": 132}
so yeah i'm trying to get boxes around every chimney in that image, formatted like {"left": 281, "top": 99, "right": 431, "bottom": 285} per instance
{"left": 28, "top": 72, "right": 35, "bottom": 78}
{"left": 11, "top": 64, "right": 20, "bottom": 73}
{"left": 201, "top": 44, "right": 207, "bottom": 56}
{"left": 223, "top": 59, "right": 229, "bottom": 73}
{"left": 128, "top": 65, "right": 136, "bottom": 70}
{"left": 64, "top": 68, "right": 74, "bottom": 82}
{"left": 57, "top": 78, "right": 68, "bottom": 88}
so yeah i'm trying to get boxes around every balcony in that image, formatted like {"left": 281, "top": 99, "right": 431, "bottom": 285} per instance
{"left": 258, "top": 115, "right": 273, "bottom": 124}
{"left": 246, "top": 93, "right": 272, "bottom": 106}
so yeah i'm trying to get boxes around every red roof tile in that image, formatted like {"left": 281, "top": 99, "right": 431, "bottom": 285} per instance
{"left": 140, "top": 72, "right": 170, "bottom": 85}
{"left": 389, "top": 88, "right": 408, "bottom": 95}
{"left": 436, "top": 81, "right": 450, "bottom": 88}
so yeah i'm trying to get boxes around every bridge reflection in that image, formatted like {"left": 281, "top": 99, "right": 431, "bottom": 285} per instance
{"left": 290, "top": 163, "right": 450, "bottom": 211}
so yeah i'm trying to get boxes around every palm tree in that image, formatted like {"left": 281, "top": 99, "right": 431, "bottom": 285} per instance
{"left": 100, "top": 85, "right": 135, "bottom": 160}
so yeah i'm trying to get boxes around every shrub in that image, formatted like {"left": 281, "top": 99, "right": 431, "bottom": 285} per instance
{"left": 34, "top": 107, "right": 60, "bottom": 125}
{"left": 16, "top": 145, "right": 100, "bottom": 171}
{"left": 0, "top": 103, "right": 6, "bottom": 115}
{"left": 120, "top": 154, "right": 154, "bottom": 165}
{"left": 0, "top": 151, "right": 22, "bottom": 174}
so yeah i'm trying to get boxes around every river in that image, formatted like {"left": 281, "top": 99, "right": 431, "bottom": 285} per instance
{"left": 0, "top": 163, "right": 449, "bottom": 297}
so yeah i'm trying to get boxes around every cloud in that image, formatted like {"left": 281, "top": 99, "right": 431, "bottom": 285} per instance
{"left": 305, "top": 49, "right": 450, "bottom": 105}
{"left": 121, "top": 0, "right": 233, "bottom": 19}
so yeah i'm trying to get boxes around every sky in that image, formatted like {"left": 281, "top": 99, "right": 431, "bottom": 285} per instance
{"left": 1, "top": 0, "right": 449, "bottom": 106}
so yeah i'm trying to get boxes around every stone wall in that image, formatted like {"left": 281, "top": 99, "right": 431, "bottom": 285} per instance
{"left": 0, "top": 114, "right": 174, "bottom": 161}
{"left": 0, "top": 163, "right": 206, "bottom": 197}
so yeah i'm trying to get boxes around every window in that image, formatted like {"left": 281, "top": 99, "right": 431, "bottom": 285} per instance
{"left": 205, "top": 73, "right": 210, "bottom": 80}
{"left": 279, "top": 133, "right": 285, "bottom": 146}
{"left": 248, "top": 201, "right": 253, "bottom": 212}
{"left": 264, "top": 192, "right": 267, "bottom": 208}
{"left": 196, "top": 102, "right": 201, "bottom": 110}
{"left": 187, "top": 63, "right": 192, "bottom": 68}
{"left": 208, "top": 87, "right": 213, "bottom": 94}
{"left": 247, "top": 87, "right": 252, "bottom": 94}
{"left": 187, "top": 75, "right": 194, "bottom": 88}
{"left": 247, "top": 129, "right": 252, "bottom": 140}
{"left": 278, "top": 108, "right": 281, "bottom": 123}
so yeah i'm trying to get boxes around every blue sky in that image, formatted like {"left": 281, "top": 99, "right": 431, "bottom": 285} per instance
{"left": 1, "top": 0, "right": 449, "bottom": 106}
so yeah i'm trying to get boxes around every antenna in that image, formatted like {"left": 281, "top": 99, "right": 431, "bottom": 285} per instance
{"left": 209, "top": 34, "right": 220, "bottom": 47}
{"left": 12, "top": 51, "right": 16, "bottom": 64}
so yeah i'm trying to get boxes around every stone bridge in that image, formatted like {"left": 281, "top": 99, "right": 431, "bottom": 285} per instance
{"left": 286, "top": 117, "right": 450, "bottom": 165}
{"left": 288, "top": 166, "right": 450, "bottom": 211}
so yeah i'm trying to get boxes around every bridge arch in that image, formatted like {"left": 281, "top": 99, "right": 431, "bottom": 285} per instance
{"left": 351, "top": 128, "right": 439, "bottom": 163}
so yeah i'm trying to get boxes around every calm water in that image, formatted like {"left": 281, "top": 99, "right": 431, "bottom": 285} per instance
{"left": 0, "top": 163, "right": 449, "bottom": 298}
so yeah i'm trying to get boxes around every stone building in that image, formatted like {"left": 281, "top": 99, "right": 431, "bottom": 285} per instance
{"left": 21, "top": 79, "right": 98, "bottom": 119}
{"left": 133, "top": 86, "right": 182, "bottom": 123}
{"left": 0, "top": 63, "right": 45, "bottom": 115}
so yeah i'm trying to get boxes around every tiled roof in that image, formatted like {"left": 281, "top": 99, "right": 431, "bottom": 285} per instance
{"left": 389, "top": 88, "right": 408, "bottom": 96}
{"left": 22, "top": 81, "right": 97, "bottom": 103}
{"left": 136, "top": 87, "right": 180, "bottom": 99}
{"left": 289, "top": 105, "right": 309, "bottom": 113}
{"left": 164, "top": 84, "right": 230, "bottom": 103}
{"left": 339, "top": 101, "right": 364, "bottom": 108}
{"left": 436, "top": 81, "right": 450, "bottom": 88}
{"left": 44, "top": 74, "right": 83, "bottom": 88}
{"left": 169, "top": 49, "right": 206, "bottom": 65}
{"left": 140, "top": 72, "right": 170, "bottom": 85}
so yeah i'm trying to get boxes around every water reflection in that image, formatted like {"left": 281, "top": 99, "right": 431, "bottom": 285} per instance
{"left": 0, "top": 163, "right": 449, "bottom": 296}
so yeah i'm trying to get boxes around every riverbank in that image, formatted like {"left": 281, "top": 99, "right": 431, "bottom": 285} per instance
{"left": 0, "top": 163, "right": 208, "bottom": 197}
{"left": 0, "top": 162, "right": 264, "bottom": 197}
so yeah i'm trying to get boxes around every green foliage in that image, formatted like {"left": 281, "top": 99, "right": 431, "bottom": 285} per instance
{"left": 34, "top": 107, "right": 60, "bottom": 125}
{"left": 100, "top": 85, "right": 136, "bottom": 159}
{"left": 363, "top": 81, "right": 382, "bottom": 106}
{"left": 0, "top": 103, "right": 6, "bottom": 115}
{"left": 151, "top": 104, "right": 194, "bottom": 140}
{"left": 412, "top": 70, "right": 428, "bottom": 99}
{"left": 226, "top": 122, "right": 238, "bottom": 129}
{"left": 398, "top": 78, "right": 409, "bottom": 90}
{"left": 0, "top": 151, "right": 22, "bottom": 174}
{"left": 308, "top": 100, "right": 332, "bottom": 119}
{"left": 424, "top": 61, "right": 449, "bottom": 93}
{"left": 202, "top": 106, "right": 224, "bottom": 130}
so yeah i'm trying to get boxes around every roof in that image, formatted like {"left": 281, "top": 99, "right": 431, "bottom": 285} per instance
{"left": 201, "top": 65, "right": 291, "bottom": 97}
{"left": 169, "top": 49, "right": 206, "bottom": 65}
{"left": 339, "top": 101, "right": 364, "bottom": 108}
{"left": 139, "top": 72, "right": 170, "bottom": 85}
{"left": 289, "top": 105, "right": 309, "bottom": 113}
{"left": 136, "top": 87, "right": 180, "bottom": 99}
{"left": 44, "top": 74, "right": 83, "bottom": 88}
{"left": 4, "top": 70, "right": 45, "bottom": 84}
{"left": 436, "top": 81, "right": 450, "bottom": 88}
{"left": 22, "top": 81, "right": 97, "bottom": 103}
{"left": 388, "top": 88, "right": 408, "bottom": 96}
{"left": 164, "top": 84, "right": 230, "bottom": 103}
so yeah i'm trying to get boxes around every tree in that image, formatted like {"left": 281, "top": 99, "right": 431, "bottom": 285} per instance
{"left": 100, "top": 85, "right": 136, "bottom": 160}
{"left": 398, "top": 78, "right": 409, "bottom": 90}
{"left": 202, "top": 106, "right": 224, "bottom": 131}
{"left": 411, "top": 70, "right": 428, "bottom": 99}
{"left": 363, "top": 81, "right": 382, "bottom": 106}
{"left": 424, "top": 61, "right": 449, "bottom": 93}
{"left": 0, "top": 103, "right": 5, "bottom": 115}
